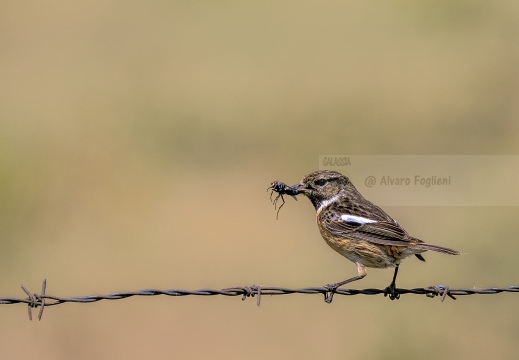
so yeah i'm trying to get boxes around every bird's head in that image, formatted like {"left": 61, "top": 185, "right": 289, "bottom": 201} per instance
{"left": 291, "top": 170, "right": 355, "bottom": 211}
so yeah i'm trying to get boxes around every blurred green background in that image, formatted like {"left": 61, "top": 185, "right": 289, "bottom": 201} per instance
{"left": 1, "top": 1, "right": 519, "bottom": 359}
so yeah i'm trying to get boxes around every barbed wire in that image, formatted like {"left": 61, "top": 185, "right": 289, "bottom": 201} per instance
{"left": 1, "top": 279, "right": 518, "bottom": 321}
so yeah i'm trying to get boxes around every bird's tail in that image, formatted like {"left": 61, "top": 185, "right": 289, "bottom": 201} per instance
{"left": 412, "top": 243, "right": 460, "bottom": 255}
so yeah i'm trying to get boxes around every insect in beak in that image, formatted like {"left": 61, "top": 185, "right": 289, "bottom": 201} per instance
{"left": 267, "top": 181, "right": 300, "bottom": 219}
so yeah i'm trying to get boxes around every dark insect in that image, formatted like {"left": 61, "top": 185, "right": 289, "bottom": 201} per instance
{"left": 267, "top": 181, "right": 299, "bottom": 219}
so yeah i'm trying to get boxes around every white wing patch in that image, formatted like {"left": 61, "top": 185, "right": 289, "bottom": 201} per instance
{"left": 340, "top": 214, "right": 377, "bottom": 225}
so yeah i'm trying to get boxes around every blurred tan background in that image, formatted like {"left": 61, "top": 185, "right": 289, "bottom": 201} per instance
{"left": 1, "top": 1, "right": 519, "bottom": 359}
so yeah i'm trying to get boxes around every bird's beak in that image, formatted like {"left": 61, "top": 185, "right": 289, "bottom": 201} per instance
{"left": 291, "top": 183, "right": 303, "bottom": 190}
{"left": 290, "top": 183, "right": 306, "bottom": 194}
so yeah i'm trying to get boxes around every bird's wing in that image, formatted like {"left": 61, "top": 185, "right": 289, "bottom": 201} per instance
{"left": 321, "top": 211, "right": 418, "bottom": 247}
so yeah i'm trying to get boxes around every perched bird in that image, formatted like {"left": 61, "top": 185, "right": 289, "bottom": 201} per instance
{"left": 281, "top": 170, "right": 460, "bottom": 302}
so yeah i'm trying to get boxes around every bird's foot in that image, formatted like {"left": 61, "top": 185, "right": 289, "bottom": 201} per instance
{"left": 323, "top": 283, "right": 342, "bottom": 304}
{"left": 384, "top": 282, "right": 400, "bottom": 300}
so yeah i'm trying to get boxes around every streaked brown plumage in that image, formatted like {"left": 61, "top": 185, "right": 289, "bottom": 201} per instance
{"left": 288, "top": 170, "right": 460, "bottom": 302}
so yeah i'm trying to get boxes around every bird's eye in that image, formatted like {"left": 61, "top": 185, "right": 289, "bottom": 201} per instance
{"left": 315, "top": 179, "right": 327, "bottom": 186}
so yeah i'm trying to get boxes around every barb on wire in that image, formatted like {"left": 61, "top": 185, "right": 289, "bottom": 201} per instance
{"left": 20, "top": 279, "right": 46, "bottom": 321}
{"left": 1, "top": 279, "right": 519, "bottom": 321}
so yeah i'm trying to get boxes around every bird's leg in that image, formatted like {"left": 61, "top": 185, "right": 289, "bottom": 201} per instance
{"left": 384, "top": 264, "right": 400, "bottom": 300}
{"left": 323, "top": 263, "right": 366, "bottom": 303}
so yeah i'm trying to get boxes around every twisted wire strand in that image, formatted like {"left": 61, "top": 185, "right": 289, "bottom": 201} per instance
{"left": 2, "top": 280, "right": 518, "bottom": 321}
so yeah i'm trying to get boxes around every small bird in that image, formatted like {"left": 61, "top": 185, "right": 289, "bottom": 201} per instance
{"left": 281, "top": 170, "right": 460, "bottom": 302}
